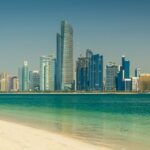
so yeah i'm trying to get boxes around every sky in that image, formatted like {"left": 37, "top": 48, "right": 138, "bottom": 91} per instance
{"left": 0, "top": 0, "right": 150, "bottom": 76}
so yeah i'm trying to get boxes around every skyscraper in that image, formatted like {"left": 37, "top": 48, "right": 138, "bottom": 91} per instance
{"left": 18, "top": 68, "right": 22, "bottom": 91}
{"left": 122, "top": 56, "right": 130, "bottom": 78}
{"left": 22, "top": 61, "right": 29, "bottom": 91}
{"left": 9, "top": 76, "right": 19, "bottom": 92}
{"left": 0, "top": 73, "right": 9, "bottom": 92}
{"left": 124, "top": 78, "right": 132, "bottom": 91}
{"left": 56, "top": 21, "right": 74, "bottom": 91}
{"left": 116, "top": 56, "right": 131, "bottom": 91}
{"left": 40, "top": 55, "right": 56, "bottom": 91}
{"left": 76, "top": 49, "right": 103, "bottom": 91}
{"left": 56, "top": 33, "right": 62, "bottom": 90}
{"left": 40, "top": 56, "right": 50, "bottom": 91}
{"left": 91, "top": 54, "right": 103, "bottom": 91}
{"left": 106, "top": 62, "right": 118, "bottom": 91}
{"left": 29, "top": 71, "right": 40, "bottom": 91}
{"left": 76, "top": 57, "right": 88, "bottom": 91}
{"left": 86, "top": 49, "right": 103, "bottom": 91}
{"left": 86, "top": 49, "right": 93, "bottom": 90}
{"left": 49, "top": 57, "right": 56, "bottom": 91}
{"left": 116, "top": 65, "right": 124, "bottom": 91}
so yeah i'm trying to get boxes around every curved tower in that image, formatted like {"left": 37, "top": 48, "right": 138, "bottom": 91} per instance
{"left": 61, "top": 21, "right": 73, "bottom": 90}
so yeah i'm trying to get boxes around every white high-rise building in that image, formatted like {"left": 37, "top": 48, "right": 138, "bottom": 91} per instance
{"left": 40, "top": 55, "right": 56, "bottom": 91}
{"left": 22, "top": 61, "right": 29, "bottom": 91}
{"left": 9, "top": 76, "right": 19, "bottom": 92}
{"left": 18, "top": 67, "right": 22, "bottom": 91}
{"left": 0, "top": 73, "right": 9, "bottom": 92}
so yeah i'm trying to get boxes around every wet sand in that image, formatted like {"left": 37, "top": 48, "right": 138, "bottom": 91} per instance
{"left": 0, "top": 120, "right": 112, "bottom": 150}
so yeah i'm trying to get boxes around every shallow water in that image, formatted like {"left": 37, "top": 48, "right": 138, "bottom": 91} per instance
{"left": 0, "top": 94, "right": 150, "bottom": 150}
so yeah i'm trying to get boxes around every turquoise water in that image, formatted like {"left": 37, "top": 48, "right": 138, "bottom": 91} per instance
{"left": 0, "top": 94, "right": 150, "bottom": 150}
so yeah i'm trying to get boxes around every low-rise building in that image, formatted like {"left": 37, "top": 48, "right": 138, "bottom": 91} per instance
{"left": 131, "top": 77, "right": 139, "bottom": 92}
{"left": 124, "top": 78, "right": 132, "bottom": 92}
{"left": 139, "top": 74, "right": 150, "bottom": 92}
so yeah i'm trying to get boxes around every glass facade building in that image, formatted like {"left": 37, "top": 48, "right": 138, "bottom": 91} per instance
{"left": 22, "top": 61, "right": 29, "bottom": 91}
{"left": 40, "top": 56, "right": 50, "bottom": 91}
{"left": 18, "top": 67, "right": 22, "bottom": 91}
{"left": 122, "top": 56, "right": 130, "bottom": 79}
{"left": 76, "top": 49, "right": 103, "bottom": 91}
{"left": 116, "top": 56, "right": 131, "bottom": 91}
{"left": 61, "top": 21, "right": 73, "bottom": 90}
{"left": 124, "top": 79, "right": 132, "bottom": 91}
{"left": 116, "top": 66, "right": 124, "bottom": 91}
{"left": 86, "top": 49, "right": 103, "bottom": 91}
{"left": 91, "top": 54, "right": 103, "bottom": 91}
{"left": 106, "top": 63, "right": 118, "bottom": 91}
{"left": 29, "top": 71, "right": 40, "bottom": 91}
{"left": 49, "top": 57, "right": 56, "bottom": 91}
{"left": 76, "top": 57, "right": 88, "bottom": 91}
{"left": 40, "top": 55, "right": 56, "bottom": 91}
{"left": 56, "top": 33, "right": 62, "bottom": 90}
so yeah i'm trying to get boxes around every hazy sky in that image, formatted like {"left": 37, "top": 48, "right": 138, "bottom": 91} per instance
{"left": 0, "top": 0, "right": 150, "bottom": 75}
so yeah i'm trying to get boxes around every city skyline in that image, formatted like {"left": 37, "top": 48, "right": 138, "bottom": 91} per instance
{"left": 0, "top": 32, "right": 148, "bottom": 92}
{"left": 0, "top": 0, "right": 150, "bottom": 75}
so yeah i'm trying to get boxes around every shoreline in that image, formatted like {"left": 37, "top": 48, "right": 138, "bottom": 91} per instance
{"left": 0, "top": 92, "right": 148, "bottom": 95}
{"left": 0, "top": 119, "right": 112, "bottom": 150}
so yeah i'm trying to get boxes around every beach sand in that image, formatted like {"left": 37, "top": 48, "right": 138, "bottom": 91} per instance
{"left": 0, "top": 120, "right": 112, "bottom": 150}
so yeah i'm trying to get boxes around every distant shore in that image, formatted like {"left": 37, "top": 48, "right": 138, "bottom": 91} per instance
{"left": 0, "top": 91, "right": 148, "bottom": 95}
{"left": 0, "top": 120, "right": 112, "bottom": 150}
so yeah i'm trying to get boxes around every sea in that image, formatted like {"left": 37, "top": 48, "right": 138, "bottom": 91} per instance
{"left": 0, "top": 94, "right": 149, "bottom": 150}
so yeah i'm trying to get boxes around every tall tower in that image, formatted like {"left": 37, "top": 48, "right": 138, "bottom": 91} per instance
{"left": 40, "top": 56, "right": 50, "bottom": 91}
{"left": 122, "top": 55, "right": 130, "bottom": 79}
{"left": 76, "top": 49, "right": 103, "bottom": 91}
{"left": 56, "top": 33, "right": 62, "bottom": 90}
{"left": 106, "top": 62, "right": 118, "bottom": 91}
{"left": 22, "top": 61, "right": 29, "bottom": 91}
{"left": 29, "top": 71, "right": 40, "bottom": 91}
{"left": 18, "top": 68, "right": 22, "bottom": 91}
{"left": 76, "top": 57, "right": 88, "bottom": 91}
{"left": 61, "top": 21, "right": 73, "bottom": 90}
{"left": 56, "top": 21, "right": 73, "bottom": 90}
{"left": 86, "top": 49, "right": 103, "bottom": 91}
{"left": 40, "top": 55, "right": 56, "bottom": 91}
{"left": 116, "top": 56, "right": 131, "bottom": 91}
{"left": 0, "top": 73, "right": 9, "bottom": 92}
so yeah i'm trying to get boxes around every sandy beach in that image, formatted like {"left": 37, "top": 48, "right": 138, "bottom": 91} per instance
{"left": 0, "top": 120, "right": 112, "bottom": 150}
